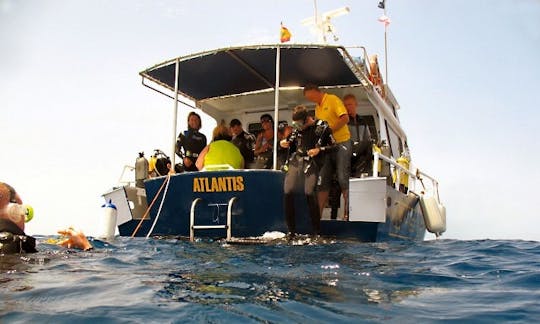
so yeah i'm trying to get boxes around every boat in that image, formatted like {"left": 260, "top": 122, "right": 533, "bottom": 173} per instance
{"left": 103, "top": 6, "right": 446, "bottom": 242}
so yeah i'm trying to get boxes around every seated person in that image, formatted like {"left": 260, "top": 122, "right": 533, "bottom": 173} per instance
{"left": 343, "top": 94, "right": 374, "bottom": 177}
{"left": 0, "top": 182, "right": 92, "bottom": 253}
{"left": 176, "top": 112, "right": 207, "bottom": 172}
{"left": 196, "top": 122, "right": 244, "bottom": 170}
{"left": 253, "top": 114, "right": 274, "bottom": 169}
{"left": 230, "top": 119, "right": 256, "bottom": 167}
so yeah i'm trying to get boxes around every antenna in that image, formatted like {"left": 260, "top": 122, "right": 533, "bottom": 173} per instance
{"left": 378, "top": 0, "right": 390, "bottom": 84}
{"left": 301, "top": 1, "right": 350, "bottom": 44}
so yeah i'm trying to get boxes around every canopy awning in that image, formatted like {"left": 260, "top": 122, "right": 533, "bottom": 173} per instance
{"left": 140, "top": 44, "right": 364, "bottom": 103}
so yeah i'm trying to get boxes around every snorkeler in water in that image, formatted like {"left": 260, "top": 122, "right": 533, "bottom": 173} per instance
{"left": 0, "top": 182, "right": 93, "bottom": 254}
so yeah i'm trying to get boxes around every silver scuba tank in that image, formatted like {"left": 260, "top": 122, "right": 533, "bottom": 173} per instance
{"left": 135, "top": 152, "right": 149, "bottom": 188}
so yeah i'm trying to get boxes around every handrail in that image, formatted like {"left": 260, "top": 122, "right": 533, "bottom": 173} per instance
{"left": 416, "top": 169, "right": 441, "bottom": 203}
{"left": 372, "top": 152, "right": 441, "bottom": 204}
{"left": 189, "top": 198, "right": 203, "bottom": 242}
{"left": 344, "top": 45, "right": 371, "bottom": 77}
{"left": 118, "top": 165, "right": 135, "bottom": 186}
{"left": 339, "top": 47, "right": 372, "bottom": 90}
{"left": 226, "top": 197, "right": 238, "bottom": 240}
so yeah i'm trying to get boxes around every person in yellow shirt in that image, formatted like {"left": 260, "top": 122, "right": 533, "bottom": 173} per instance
{"left": 304, "top": 84, "right": 351, "bottom": 221}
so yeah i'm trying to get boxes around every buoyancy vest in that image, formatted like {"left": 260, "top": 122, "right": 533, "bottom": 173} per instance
{"left": 232, "top": 131, "right": 256, "bottom": 163}
{"left": 177, "top": 129, "right": 207, "bottom": 159}
{"left": 0, "top": 219, "right": 37, "bottom": 254}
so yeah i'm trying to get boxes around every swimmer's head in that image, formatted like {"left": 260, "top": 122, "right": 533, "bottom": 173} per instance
{"left": 0, "top": 182, "right": 21, "bottom": 206}
{"left": 0, "top": 183, "right": 25, "bottom": 231}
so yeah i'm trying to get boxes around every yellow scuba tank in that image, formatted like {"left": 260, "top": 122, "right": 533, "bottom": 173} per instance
{"left": 393, "top": 155, "right": 410, "bottom": 187}
{"left": 149, "top": 155, "right": 157, "bottom": 174}
{"left": 372, "top": 144, "right": 382, "bottom": 173}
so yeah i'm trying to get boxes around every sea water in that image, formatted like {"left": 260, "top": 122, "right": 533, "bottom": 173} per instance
{"left": 1, "top": 237, "right": 539, "bottom": 323}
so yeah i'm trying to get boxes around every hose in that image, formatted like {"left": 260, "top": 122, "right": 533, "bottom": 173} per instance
{"left": 130, "top": 175, "right": 170, "bottom": 237}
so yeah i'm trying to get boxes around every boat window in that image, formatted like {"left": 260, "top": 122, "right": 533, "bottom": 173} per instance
{"left": 391, "top": 105, "right": 397, "bottom": 118}
{"left": 387, "top": 125, "right": 402, "bottom": 158}
{"left": 360, "top": 115, "right": 378, "bottom": 143}
{"left": 384, "top": 120, "right": 393, "bottom": 155}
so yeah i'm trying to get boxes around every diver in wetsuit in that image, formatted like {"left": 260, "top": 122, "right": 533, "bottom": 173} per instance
{"left": 280, "top": 106, "right": 335, "bottom": 237}
{"left": 0, "top": 182, "right": 92, "bottom": 254}
{"left": 0, "top": 182, "right": 35, "bottom": 253}
{"left": 176, "top": 112, "right": 207, "bottom": 172}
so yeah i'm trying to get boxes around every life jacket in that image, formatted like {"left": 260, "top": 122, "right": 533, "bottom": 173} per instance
{"left": 0, "top": 219, "right": 37, "bottom": 254}
{"left": 286, "top": 120, "right": 334, "bottom": 171}
{"left": 204, "top": 140, "right": 244, "bottom": 170}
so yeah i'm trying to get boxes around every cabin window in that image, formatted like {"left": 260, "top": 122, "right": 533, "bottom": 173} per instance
{"left": 387, "top": 125, "right": 403, "bottom": 158}
{"left": 360, "top": 115, "right": 378, "bottom": 143}
{"left": 384, "top": 121, "right": 393, "bottom": 155}
{"left": 391, "top": 105, "right": 397, "bottom": 118}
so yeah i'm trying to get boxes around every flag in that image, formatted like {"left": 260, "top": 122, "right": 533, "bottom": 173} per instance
{"left": 280, "top": 23, "right": 291, "bottom": 43}
{"left": 378, "top": 14, "right": 391, "bottom": 27}
{"left": 378, "top": 1, "right": 385, "bottom": 9}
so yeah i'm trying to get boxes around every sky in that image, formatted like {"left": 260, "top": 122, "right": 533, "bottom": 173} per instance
{"left": 1, "top": 0, "right": 539, "bottom": 241}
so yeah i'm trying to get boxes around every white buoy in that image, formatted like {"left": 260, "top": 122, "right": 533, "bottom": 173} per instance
{"left": 100, "top": 200, "right": 117, "bottom": 240}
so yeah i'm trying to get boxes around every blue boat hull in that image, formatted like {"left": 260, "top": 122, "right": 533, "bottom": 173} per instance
{"left": 118, "top": 170, "right": 426, "bottom": 242}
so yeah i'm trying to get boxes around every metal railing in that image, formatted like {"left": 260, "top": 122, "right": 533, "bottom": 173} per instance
{"left": 372, "top": 152, "right": 441, "bottom": 204}
{"left": 340, "top": 46, "right": 372, "bottom": 89}
{"left": 190, "top": 197, "right": 238, "bottom": 242}
{"left": 118, "top": 165, "right": 135, "bottom": 186}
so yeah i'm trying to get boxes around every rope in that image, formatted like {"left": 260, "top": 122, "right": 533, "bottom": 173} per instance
{"left": 416, "top": 169, "right": 427, "bottom": 194}
{"left": 130, "top": 175, "right": 170, "bottom": 237}
{"left": 146, "top": 173, "right": 172, "bottom": 238}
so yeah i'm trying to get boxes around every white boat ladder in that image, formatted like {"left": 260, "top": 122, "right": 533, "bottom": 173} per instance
{"left": 189, "top": 197, "right": 238, "bottom": 242}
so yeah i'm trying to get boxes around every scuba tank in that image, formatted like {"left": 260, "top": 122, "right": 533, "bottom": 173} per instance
{"left": 372, "top": 143, "right": 383, "bottom": 174}
{"left": 153, "top": 149, "right": 171, "bottom": 176}
{"left": 135, "top": 152, "right": 149, "bottom": 188}
{"left": 100, "top": 200, "right": 117, "bottom": 241}
{"left": 148, "top": 154, "right": 158, "bottom": 177}
{"left": 392, "top": 153, "right": 410, "bottom": 192}
{"left": 379, "top": 141, "right": 392, "bottom": 185}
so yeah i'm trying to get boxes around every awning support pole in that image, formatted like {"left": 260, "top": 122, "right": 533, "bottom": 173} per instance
{"left": 170, "top": 58, "right": 180, "bottom": 174}
{"left": 272, "top": 46, "right": 281, "bottom": 170}
{"left": 383, "top": 4, "right": 389, "bottom": 84}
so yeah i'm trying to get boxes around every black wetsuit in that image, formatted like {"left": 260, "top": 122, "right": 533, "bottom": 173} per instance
{"left": 0, "top": 219, "right": 37, "bottom": 254}
{"left": 348, "top": 114, "right": 373, "bottom": 177}
{"left": 283, "top": 120, "right": 334, "bottom": 235}
{"left": 232, "top": 130, "right": 256, "bottom": 165}
{"left": 176, "top": 129, "right": 207, "bottom": 172}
